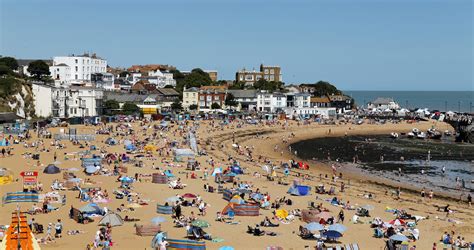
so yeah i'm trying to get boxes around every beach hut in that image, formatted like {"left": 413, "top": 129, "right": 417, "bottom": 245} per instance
{"left": 221, "top": 203, "right": 260, "bottom": 216}
{"left": 156, "top": 204, "right": 173, "bottom": 214}
{"left": 0, "top": 168, "right": 13, "bottom": 185}
{"left": 99, "top": 213, "right": 124, "bottom": 227}
{"left": 152, "top": 173, "right": 168, "bottom": 184}
{"left": 43, "top": 164, "right": 61, "bottom": 174}
{"left": 287, "top": 185, "right": 311, "bottom": 196}
{"left": 166, "top": 238, "right": 206, "bottom": 250}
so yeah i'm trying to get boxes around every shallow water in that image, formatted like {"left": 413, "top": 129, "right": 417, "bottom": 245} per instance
{"left": 291, "top": 135, "right": 474, "bottom": 196}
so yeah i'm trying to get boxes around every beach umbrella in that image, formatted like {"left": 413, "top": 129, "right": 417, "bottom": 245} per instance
{"left": 361, "top": 205, "right": 374, "bottom": 211}
{"left": 316, "top": 211, "right": 333, "bottom": 221}
{"left": 389, "top": 219, "right": 406, "bottom": 226}
{"left": 219, "top": 247, "right": 234, "bottom": 250}
{"left": 151, "top": 217, "right": 167, "bottom": 225}
{"left": 166, "top": 196, "right": 180, "bottom": 203}
{"left": 182, "top": 193, "right": 197, "bottom": 199}
{"left": 389, "top": 233, "right": 409, "bottom": 242}
{"left": 322, "top": 230, "right": 343, "bottom": 239}
{"left": 191, "top": 219, "right": 210, "bottom": 228}
{"left": 305, "top": 222, "right": 324, "bottom": 231}
{"left": 120, "top": 176, "right": 133, "bottom": 183}
{"left": 328, "top": 224, "right": 347, "bottom": 233}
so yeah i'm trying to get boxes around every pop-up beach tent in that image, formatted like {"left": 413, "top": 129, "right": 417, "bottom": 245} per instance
{"left": 287, "top": 185, "right": 311, "bottom": 196}
{"left": 43, "top": 164, "right": 61, "bottom": 174}
{"left": 99, "top": 213, "right": 124, "bottom": 227}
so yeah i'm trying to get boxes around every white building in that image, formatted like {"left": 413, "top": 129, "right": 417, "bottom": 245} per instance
{"left": 49, "top": 63, "right": 72, "bottom": 85}
{"left": 52, "top": 53, "right": 107, "bottom": 84}
{"left": 32, "top": 83, "right": 104, "bottom": 118}
{"left": 256, "top": 91, "right": 287, "bottom": 113}
{"left": 368, "top": 97, "right": 400, "bottom": 110}
{"left": 183, "top": 87, "right": 199, "bottom": 110}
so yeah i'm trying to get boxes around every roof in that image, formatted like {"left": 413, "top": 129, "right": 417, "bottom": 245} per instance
{"left": 200, "top": 86, "right": 227, "bottom": 92}
{"left": 53, "top": 63, "right": 69, "bottom": 67}
{"left": 227, "top": 89, "right": 257, "bottom": 98}
{"left": 0, "top": 112, "right": 24, "bottom": 122}
{"left": 310, "top": 96, "right": 331, "bottom": 103}
{"left": 156, "top": 88, "right": 179, "bottom": 96}
{"left": 184, "top": 87, "right": 199, "bottom": 92}
{"left": 372, "top": 97, "right": 394, "bottom": 105}
{"left": 327, "top": 95, "right": 350, "bottom": 101}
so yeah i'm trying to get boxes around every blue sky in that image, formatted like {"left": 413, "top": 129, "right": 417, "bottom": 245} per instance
{"left": 0, "top": 0, "right": 472, "bottom": 90}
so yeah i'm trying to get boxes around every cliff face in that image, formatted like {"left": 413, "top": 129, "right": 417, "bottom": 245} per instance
{"left": 0, "top": 79, "right": 35, "bottom": 119}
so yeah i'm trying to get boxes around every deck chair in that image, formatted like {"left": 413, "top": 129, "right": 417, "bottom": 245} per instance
{"left": 344, "top": 244, "right": 360, "bottom": 250}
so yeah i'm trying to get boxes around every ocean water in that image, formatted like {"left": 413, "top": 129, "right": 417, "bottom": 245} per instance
{"left": 344, "top": 91, "right": 474, "bottom": 113}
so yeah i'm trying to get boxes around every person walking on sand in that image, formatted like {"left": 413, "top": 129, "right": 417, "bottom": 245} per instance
{"left": 396, "top": 187, "right": 401, "bottom": 200}
{"left": 337, "top": 209, "right": 345, "bottom": 223}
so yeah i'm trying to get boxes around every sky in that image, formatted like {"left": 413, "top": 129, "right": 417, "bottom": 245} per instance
{"left": 0, "top": 0, "right": 472, "bottom": 91}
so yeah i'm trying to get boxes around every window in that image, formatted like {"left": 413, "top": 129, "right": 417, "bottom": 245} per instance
{"left": 199, "top": 96, "right": 204, "bottom": 100}
{"left": 270, "top": 75, "right": 274, "bottom": 81}
{"left": 270, "top": 69, "right": 274, "bottom": 74}
{"left": 75, "top": 59, "right": 78, "bottom": 63}
{"left": 245, "top": 75, "right": 254, "bottom": 81}
{"left": 75, "top": 66, "right": 78, "bottom": 72}
{"left": 214, "top": 96, "right": 220, "bottom": 101}
{"left": 206, "top": 96, "right": 212, "bottom": 101}
{"left": 264, "top": 101, "right": 270, "bottom": 105}
{"left": 277, "top": 97, "right": 281, "bottom": 100}
{"left": 264, "top": 69, "right": 269, "bottom": 74}
{"left": 75, "top": 75, "right": 78, "bottom": 80}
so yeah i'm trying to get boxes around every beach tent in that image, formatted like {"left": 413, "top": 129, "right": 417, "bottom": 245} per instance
{"left": 81, "top": 157, "right": 102, "bottom": 168}
{"left": 85, "top": 166, "right": 99, "bottom": 175}
{"left": 156, "top": 204, "right": 173, "bottom": 214}
{"left": 2, "top": 192, "right": 39, "bottom": 205}
{"left": 166, "top": 238, "right": 206, "bottom": 250}
{"left": 99, "top": 213, "right": 124, "bottom": 227}
{"left": 221, "top": 203, "right": 260, "bottom": 216}
{"left": 229, "top": 195, "right": 245, "bottom": 205}
{"left": 211, "top": 167, "right": 223, "bottom": 176}
{"left": 43, "top": 164, "right": 61, "bottom": 174}
{"left": 287, "top": 185, "right": 311, "bottom": 196}
{"left": 79, "top": 203, "right": 103, "bottom": 215}
{"left": 105, "top": 138, "right": 117, "bottom": 145}
{"left": 164, "top": 170, "right": 175, "bottom": 178}
{"left": 230, "top": 165, "right": 244, "bottom": 175}
{"left": 0, "top": 168, "right": 13, "bottom": 185}
{"left": 125, "top": 144, "right": 137, "bottom": 151}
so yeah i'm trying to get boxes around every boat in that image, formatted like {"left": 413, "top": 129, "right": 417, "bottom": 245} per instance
{"left": 416, "top": 132, "right": 426, "bottom": 139}
{"left": 407, "top": 132, "right": 415, "bottom": 139}
{"left": 390, "top": 132, "right": 399, "bottom": 139}
{"left": 412, "top": 128, "right": 420, "bottom": 135}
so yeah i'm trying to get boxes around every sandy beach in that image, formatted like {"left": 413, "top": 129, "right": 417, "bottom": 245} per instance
{"left": 0, "top": 119, "right": 472, "bottom": 250}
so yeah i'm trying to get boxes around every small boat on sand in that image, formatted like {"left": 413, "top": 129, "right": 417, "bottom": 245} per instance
{"left": 390, "top": 132, "right": 399, "bottom": 139}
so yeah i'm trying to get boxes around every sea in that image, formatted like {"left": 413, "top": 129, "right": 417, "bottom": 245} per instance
{"left": 344, "top": 91, "right": 474, "bottom": 113}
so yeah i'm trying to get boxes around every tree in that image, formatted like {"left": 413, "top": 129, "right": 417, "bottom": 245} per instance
{"left": 171, "top": 100, "right": 183, "bottom": 111}
{"left": 189, "top": 104, "right": 198, "bottom": 110}
{"left": 174, "top": 68, "right": 212, "bottom": 93}
{"left": 122, "top": 102, "right": 140, "bottom": 115}
{"left": 0, "top": 76, "right": 20, "bottom": 98}
{"left": 27, "top": 60, "right": 50, "bottom": 80}
{"left": 211, "top": 102, "right": 221, "bottom": 109}
{"left": 253, "top": 79, "right": 284, "bottom": 92}
{"left": 225, "top": 93, "right": 238, "bottom": 107}
{"left": 104, "top": 100, "right": 120, "bottom": 115}
{"left": 311, "top": 81, "right": 342, "bottom": 97}
{"left": 119, "top": 71, "right": 129, "bottom": 77}
{"left": 0, "top": 57, "right": 19, "bottom": 71}
{"left": 0, "top": 64, "right": 13, "bottom": 76}
{"left": 229, "top": 81, "right": 246, "bottom": 90}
